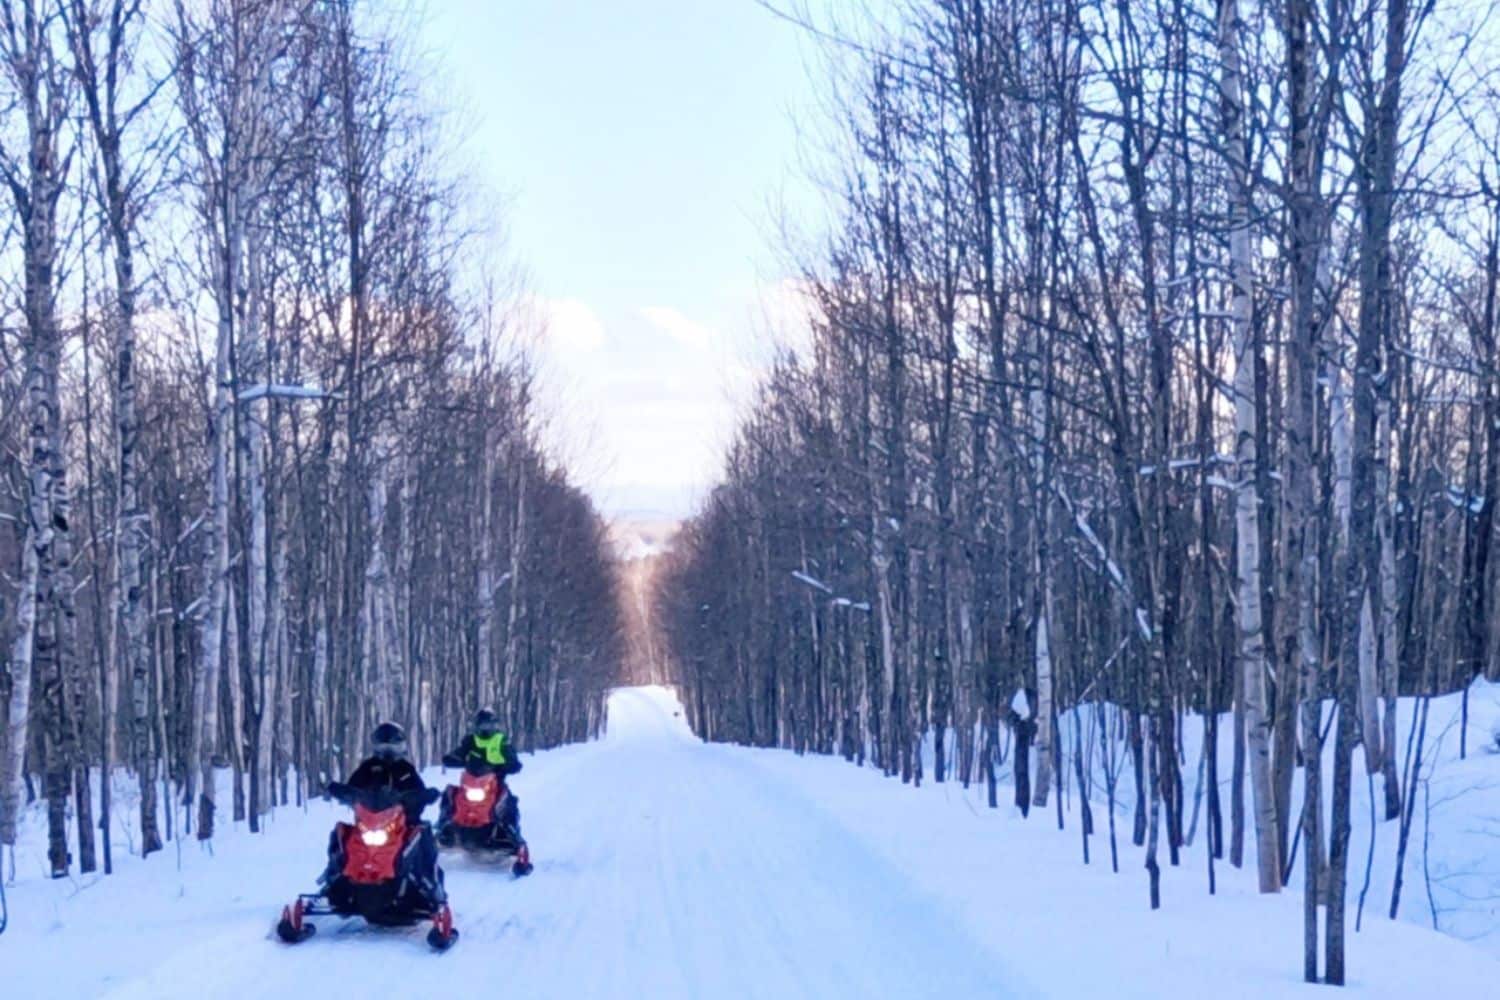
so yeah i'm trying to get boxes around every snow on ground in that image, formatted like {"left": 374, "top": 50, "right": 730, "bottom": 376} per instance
{"left": 1016, "top": 679, "right": 1500, "bottom": 960}
{"left": 3, "top": 685, "right": 1498, "bottom": 998}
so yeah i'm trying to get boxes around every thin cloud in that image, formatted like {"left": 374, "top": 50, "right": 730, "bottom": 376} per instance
{"left": 540, "top": 297, "right": 607, "bottom": 354}
{"left": 639, "top": 306, "right": 719, "bottom": 351}
{"left": 750, "top": 277, "right": 817, "bottom": 359}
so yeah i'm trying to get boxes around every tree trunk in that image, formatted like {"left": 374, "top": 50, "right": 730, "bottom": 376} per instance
{"left": 1220, "top": 0, "right": 1280, "bottom": 893}
{"left": 115, "top": 233, "right": 160, "bottom": 852}
{"left": 1, "top": 355, "right": 49, "bottom": 851}
{"left": 1284, "top": 0, "right": 1333, "bottom": 977}
{"left": 196, "top": 290, "right": 232, "bottom": 842}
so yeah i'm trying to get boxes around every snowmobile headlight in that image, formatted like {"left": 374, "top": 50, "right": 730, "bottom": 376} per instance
{"left": 360, "top": 828, "right": 390, "bottom": 847}
{"left": 464, "top": 787, "right": 487, "bottom": 803}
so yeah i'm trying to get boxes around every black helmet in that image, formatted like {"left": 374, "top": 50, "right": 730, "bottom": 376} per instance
{"left": 371, "top": 721, "right": 407, "bottom": 760}
{"left": 472, "top": 708, "right": 500, "bottom": 738}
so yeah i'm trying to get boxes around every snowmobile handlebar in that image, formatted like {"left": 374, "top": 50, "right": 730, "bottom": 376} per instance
{"left": 438, "top": 755, "right": 516, "bottom": 779}
{"left": 440, "top": 754, "right": 508, "bottom": 778}
{"left": 325, "top": 782, "right": 440, "bottom": 812}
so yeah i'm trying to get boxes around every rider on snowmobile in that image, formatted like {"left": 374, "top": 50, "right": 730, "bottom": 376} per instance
{"left": 437, "top": 709, "right": 524, "bottom": 847}
{"left": 347, "top": 721, "right": 428, "bottom": 817}
{"left": 320, "top": 721, "right": 444, "bottom": 903}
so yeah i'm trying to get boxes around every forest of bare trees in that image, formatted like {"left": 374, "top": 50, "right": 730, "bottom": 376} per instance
{"left": 655, "top": 0, "right": 1500, "bottom": 984}
{"left": 0, "top": 0, "right": 621, "bottom": 882}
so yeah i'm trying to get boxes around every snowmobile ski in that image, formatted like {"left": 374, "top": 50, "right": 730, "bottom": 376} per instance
{"left": 426, "top": 904, "right": 458, "bottom": 951}
{"left": 276, "top": 898, "right": 316, "bottom": 944}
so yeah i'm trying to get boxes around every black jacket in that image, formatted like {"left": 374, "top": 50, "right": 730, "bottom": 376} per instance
{"left": 348, "top": 755, "right": 426, "bottom": 794}
{"left": 345, "top": 756, "right": 428, "bottom": 820}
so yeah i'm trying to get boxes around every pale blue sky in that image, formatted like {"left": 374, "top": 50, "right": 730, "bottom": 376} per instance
{"left": 421, "top": 1, "right": 829, "bottom": 517}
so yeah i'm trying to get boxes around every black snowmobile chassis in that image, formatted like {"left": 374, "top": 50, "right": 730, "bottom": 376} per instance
{"left": 440, "top": 824, "right": 534, "bottom": 875}
{"left": 277, "top": 888, "right": 458, "bottom": 950}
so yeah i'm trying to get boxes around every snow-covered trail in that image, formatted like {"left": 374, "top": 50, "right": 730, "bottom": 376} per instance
{"left": 12, "top": 684, "right": 1500, "bottom": 999}
{"left": 480, "top": 686, "right": 1014, "bottom": 998}
{"left": 11, "top": 687, "right": 1015, "bottom": 999}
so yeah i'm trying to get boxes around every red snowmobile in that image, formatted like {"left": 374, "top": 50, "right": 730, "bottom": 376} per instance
{"left": 277, "top": 783, "right": 458, "bottom": 950}
{"left": 437, "top": 767, "right": 533, "bottom": 876}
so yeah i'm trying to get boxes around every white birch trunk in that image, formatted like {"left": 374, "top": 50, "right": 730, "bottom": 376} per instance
{"left": 1377, "top": 382, "right": 1401, "bottom": 809}
{"left": 312, "top": 601, "right": 330, "bottom": 784}
{"left": 1357, "top": 590, "right": 1381, "bottom": 768}
{"left": 360, "top": 585, "right": 381, "bottom": 721}
{"left": 476, "top": 421, "right": 497, "bottom": 709}
{"left": 502, "top": 448, "right": 527, "bottom": 708}
{"left": 419, "top": 680, "right": 433, "bottom": 759}
{"left": 242, "top": 230, "right": 272, "bottom": 813}
{"left": 1030, "top": 344, "right": 1054, "bottom": 808}
{"left": 397, "top": 452, "right": 417, "bottom": 748}
{"left": 0, "top": 388, "right": 46, "bottom": 847}
{"left": 1031, "top": 583, "right": 1054, "bottom": 807}
{"left": 872, "top": 526, "right": 897, "bottom": 769}
{"left": 366, "top": 436, "right": 403, "bottom": 722}
{"left": 1334, "top": 347, "right": 1383, "bottom": 771}
{"left": 1219, "top": 0, "right": 1280, "bottom": 892}
{"left": 225, "top": 570, "right": 246, "bottom": 822}
{"left": 1330, "top": 363, "right": 1352, "bottom": 543}
{"left": 269, "top": 536, "right": 290, "bottom": 805}
{"left": 194, "top": 260, "right": 233, "bottom": 839}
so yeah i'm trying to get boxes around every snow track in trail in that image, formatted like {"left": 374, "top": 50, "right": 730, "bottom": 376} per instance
{"left": 13, "top": 687, "right": 1016, "bottom": 1000}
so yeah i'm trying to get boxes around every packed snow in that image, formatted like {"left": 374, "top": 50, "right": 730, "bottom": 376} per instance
{"left": 4, "top": 685, "right": 1499, "bottom": 998}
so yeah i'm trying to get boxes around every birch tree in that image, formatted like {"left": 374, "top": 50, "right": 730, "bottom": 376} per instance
{"left": 0, "top": 0, "right": 76, "bottom": 876}
{"left": 63, "top": 0, "right": 168, "bottom": 856}
{"left": 172, "top": 0, "right": 309, "bottom": 839}
{"left": 1218, "top": 0, "right": 1279, "bottom": 895}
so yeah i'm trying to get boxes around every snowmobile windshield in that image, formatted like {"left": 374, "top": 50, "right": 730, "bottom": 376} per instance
{"left": 460, "top": 771, "right": 499, "bottom": 797}
{"left": 353, "top": 803, "right": 405, "bottom": 840}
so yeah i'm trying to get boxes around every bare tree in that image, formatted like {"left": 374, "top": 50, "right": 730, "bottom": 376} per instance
{"left": 63, "top": 0, "right": 169, "bottom": 856}
{"left": 1218, "top": 0, "right": 1279, "bottom": 895}
{"left": 0, "top": 0, "right": 78, "bottom": 877}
